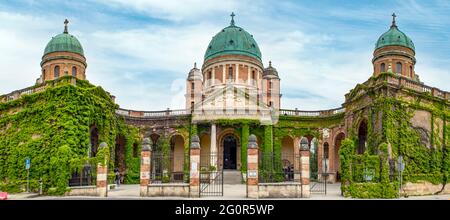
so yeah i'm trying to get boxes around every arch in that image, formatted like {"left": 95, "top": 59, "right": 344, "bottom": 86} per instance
{"left": 89, "top": 126, "right": 99, "bottom": 157}
{"left": 149, "top": 133, "right": 160, "bottom": 152}
{"left": 334, "top": 132, "right": 345, "bottom": 181}
{"left": 170, "top": 134, "right": 185, "bottom": 181}
{"left": 281, "top": 136, "right": 295, "bottom": 169}
{"left": 223, "top": 134, "right": 238, "bottom": 169}
{"left": 115, "top": 135, "right": 126, "bottom": 173}
{"left": 396, "top": 62, "right": 402, "bottom": 74}
{"left": 380, "top": 63, "right": 386, "bottom": 72}
{"left": 357, "top": 120, "right": 368, "bottom": 154}
{"left": 54, "top": 65, "right": 60, "bottom": 78}
{"left": 72, "top": 66, "right": 77, "bottom": 77}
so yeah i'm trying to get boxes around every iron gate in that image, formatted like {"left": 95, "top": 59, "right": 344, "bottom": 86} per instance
{"left": 310, "top": 171, "right": 328, "bottom": 194}
{"left": 199, "top": 153, "right": 223, "bottom": 197}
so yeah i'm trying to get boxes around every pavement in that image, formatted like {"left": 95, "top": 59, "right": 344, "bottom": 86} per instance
{"left": 9, "top": 183, "right": 450, "bottom": 200}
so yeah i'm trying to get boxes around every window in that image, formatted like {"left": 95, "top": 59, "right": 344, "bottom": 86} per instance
{"left": 252, "top": 71, "right": 255, "bottom": 79}
{"left": 72, "top": 67, "right": 77, "bottom": 77}
{"left": 269, "top": 101, "right": 273, "bottom": 107}
{"left": 380, "top": 63, "right": 386, "bottom": 72}
{"left": 191, "top": 101, "right": 194, "bottom": 109}
{"left": 132, "top": 143, "right": 138, "bottom": 158}
{"left": 269, "top": 81, "right": 273, "bottom": 89}
{"left": 396, "top": 62, "right": 402, "bottom": 74}
{"left": 208, "top": 71, "right": 212, "bottom": 79}
{"left": 410, "top": 66, "right": 413, "bottom": 78}
{"left": 324, "top": 143, "right": 329, "bottom": 159}
{"left": 191, "top": 82, "right": 195, "bottom": 91}
{"left": 54, "top": 66, "right": 60, "bottom": 78}
{"left": 228, "top": 67, "right": 233, "bottom": 80}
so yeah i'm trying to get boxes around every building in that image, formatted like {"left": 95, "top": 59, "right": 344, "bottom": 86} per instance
{"left": 1, "top": 13, "right": 449, "bottom": 197}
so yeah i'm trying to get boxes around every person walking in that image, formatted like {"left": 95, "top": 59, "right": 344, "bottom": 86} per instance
{"left": 114, "top": 168, "right": 120, "bottom": 187}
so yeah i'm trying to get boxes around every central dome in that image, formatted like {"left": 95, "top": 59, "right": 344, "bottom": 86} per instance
{"left": 204, "top": 14, "right": 262, "bottom": 62}
{"left": 44, "top": 33, "right": 84, "bottom": 56}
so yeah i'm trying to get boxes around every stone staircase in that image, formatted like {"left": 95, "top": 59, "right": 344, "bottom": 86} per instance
{"left": 223, "top": 170, "right": 243, "bottom": 184}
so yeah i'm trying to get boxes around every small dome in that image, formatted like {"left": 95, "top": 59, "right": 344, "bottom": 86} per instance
{"left": 187, "top": 63, "right": 203, "bottom": 81}
{"left": 43, "top": 19, "right": 84, "bottom": 56}
{"left": 263, "top": 61, "right": 279, "bottom": 78}
{"left": 375, "top": 14, "right": 415, "bottom": 51}
{"left": 204, "top": 13, "right": 262, "bottom": 63}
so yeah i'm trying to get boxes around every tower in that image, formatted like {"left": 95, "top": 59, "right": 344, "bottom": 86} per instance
{"left": 39, "top": 19, "right": 87, "bottom": 83}
{"left": 185, "top": 63, "right": 203, "bottom": 110}
{"left": 373, "top": 13, "right": 417, "bottom": 80}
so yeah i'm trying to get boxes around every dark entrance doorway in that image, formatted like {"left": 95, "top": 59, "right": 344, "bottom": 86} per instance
{"left": 223, "top": 135, "right": 237, "bottom": 169}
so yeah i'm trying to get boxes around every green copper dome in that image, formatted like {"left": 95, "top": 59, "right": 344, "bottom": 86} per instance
{"left": 204, "top": 13, "right": 262, "bottom": 62}
{"left": 43, "top": 20, "right": 84, "bottom": 56}
{"left": 375, "top": 14, "right": 415, "bottom": 51}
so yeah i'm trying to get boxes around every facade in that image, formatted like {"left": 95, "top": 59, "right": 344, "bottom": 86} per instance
{"left": 1, "top": 13, "right": 450, "bottom": 197}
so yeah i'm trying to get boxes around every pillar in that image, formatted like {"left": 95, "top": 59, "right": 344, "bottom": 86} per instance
{"left": 247, "top": 134, "right": 259, "bottom": 198}
{"left": 140, "top": 138, "right": 152, "bottom": 197}
{"left": 190, "top": 135, "right": 201, "bottom": 198}
{"left": 300, "top": 144, "right": 310, "bottom": 198}
{"left": 210, "top": 123, "right": 217, "bottom": 168}
{"left": 96, "top": 142, "right": 108, "bottom": 197}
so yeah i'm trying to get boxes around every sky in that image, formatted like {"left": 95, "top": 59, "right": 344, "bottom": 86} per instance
{"left": 0, "top": 0, "right": 449, "bottom": 111}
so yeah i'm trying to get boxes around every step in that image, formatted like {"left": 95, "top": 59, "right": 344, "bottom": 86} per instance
{"left": 223, "top": 170, "right": 243, "bottom": 184}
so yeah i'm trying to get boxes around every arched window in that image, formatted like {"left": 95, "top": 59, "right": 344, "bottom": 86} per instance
{"left": 208, "top": 71, "right": 212, "bottom": 79}
{"left": 358, "top": 120, "right": 368, "bottom": 154}
{"left": 409, "top": 66, "right": 413, "bottom": 78}
{"left": 269, "top": 81, "right": 273, "bottom": 89}
{"left": 396, "top": 62, "right": 402, "bottom": 74}
{"left": 72, "top": 67, "right": 77, "bottom": 77}
{"left": 191, "top": 101, "right": 194, "bottom": 109}
{"left": 380, "top": 63, "right": 386, "bottom": 72}
{"left": 228, "top": 67, "right": 233, "bottom": 80}
{"left": 54, "top": 66, "right": 60, "bottom": 78}
{"left": 269, "top": 101, "right": 273, "bottom": 107}
{"left": 191, "top": 82, "right": 195, "bottom": 91}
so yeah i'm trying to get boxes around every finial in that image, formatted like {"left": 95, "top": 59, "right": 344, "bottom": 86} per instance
{"left": 64, "top": 19, "right": 69, "bottom": 34}
{"left": 269, "top": 61, "right": 272, "bottom": 67}
{"left": 230, "top": 12, "right": 235, "bottom": 26}
{"left": 194, "top": 62, "right": 197, "bottom": 69}
{"left": 391, "top": 13, "right": 397, "bottom": 28}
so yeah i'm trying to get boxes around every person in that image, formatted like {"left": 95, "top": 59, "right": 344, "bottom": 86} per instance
{"left": 114, "top": 168, "right": 120, "bottom": 187}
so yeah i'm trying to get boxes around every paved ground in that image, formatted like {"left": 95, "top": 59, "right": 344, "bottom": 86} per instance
{"left": 8, "top": 183, "right": 450, "bottom": 200}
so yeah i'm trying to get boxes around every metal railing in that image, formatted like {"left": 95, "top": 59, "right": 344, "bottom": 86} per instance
{"left": 279, "top": 107, "right": 345, "bottom": 117}
{"left": 258, "top": 153, "right": 301, "bottom": 183}
{"left": 150, "top": 152, "right": 187, "bottom": 183}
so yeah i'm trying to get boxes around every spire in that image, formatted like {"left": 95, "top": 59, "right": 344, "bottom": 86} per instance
{"left": 269, "top": 61, "right": 272, "bottom": 67}
{"left": 194, "top": 62, "right": 197, "bottom": 69}
{"left": 391, "top": 13, "right": 397, "bottom": 28}
{"left": 230, "top": 12, "right": 235, "bottom": 26}
{"left": 64, "top": 19, "right": 69, "bottom": 34}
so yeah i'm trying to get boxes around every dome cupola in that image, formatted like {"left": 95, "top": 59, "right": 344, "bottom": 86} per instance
{"left": 263, "top": 61, "right": 279, "bottom": 79}
{"left": 43, "top": 19, "right": 84, "bottom": 57}
{"left": 204, "top": 13, "right": 262, "bottom": 63}
{"left": 375, "top": 13, "right": 415, "bottom": 51}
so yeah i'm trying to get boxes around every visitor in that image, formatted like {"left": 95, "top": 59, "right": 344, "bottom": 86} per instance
{"left": 114, "top": 168, "right": 120, "bottom": 187}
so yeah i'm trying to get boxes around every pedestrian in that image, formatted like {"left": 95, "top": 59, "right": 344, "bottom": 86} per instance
{"left": 114, "top": 168, "right": 120, "bottom": 187}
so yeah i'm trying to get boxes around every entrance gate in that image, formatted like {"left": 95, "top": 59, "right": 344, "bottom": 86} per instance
{"left": 310, "top": 171, "right": 328, "bottom": 194}
{"left": 199, "top": 153, "right": 223, "bottom": 197}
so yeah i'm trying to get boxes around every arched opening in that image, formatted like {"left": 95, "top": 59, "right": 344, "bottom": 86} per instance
{"left": 409, "top": 66, "right": 413, "bottom": 78}
{"left": 396, "top": 62, "right": 402, "bottom": 74}
{"left": 150, "top": 133, "right": 160, "bottom": 152}
{"left": 380, "top": 63, "right": 386, "bottom": 72}
{"left": 170, "top": 135, "right": 185, "bottom": 181}
{"left": 223, "top": 135, "right": 237, "bottom": 169}
{"left": 334, "top": 132, "right": 345, "bottom": 182}
{"left": 310, "top": 138, "right": 318, "bottom": 180}
{"left": 323, "top": 142, "right": 329, "bottom": 172}
{"left": 54, "top": 65, "right": 60, "bottom": 78}
{"left": 115, "top": 135, "right": 126, "bottom": 173}
{"left": 281, "top": 136, "right": 295, "bottom": 181}
{"left": 72, "top": 66, "right": 77, "bottom": 77}
{"left": 89, "top": 126, "right": 99, "bottom": 157}
{"left": 358, "top": 120, "right": 368, "bottom": 154}
{"left": 228, "top": 66, "right": 233, "bottom": 81}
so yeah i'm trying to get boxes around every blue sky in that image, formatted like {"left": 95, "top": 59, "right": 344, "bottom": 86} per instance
{"left": 0, "top": 0, "right": 449, "bottom": 110}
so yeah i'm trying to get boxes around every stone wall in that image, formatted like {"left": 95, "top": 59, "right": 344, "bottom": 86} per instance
{"left": 258, "top": 183, "right": 303, "bottom": 198}
{"left": 65, "top": 186, "right": 98, "bottom": 196}
{"left": 402, "top": 181, "right": 450, "bottom": 196}
{"left": 146, "top": 183, "right": 190, "bottom": 197}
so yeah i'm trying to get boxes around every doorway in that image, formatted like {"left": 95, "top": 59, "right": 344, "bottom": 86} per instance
{"left": 223, "top": 135, "right": 237, "bottom": 169}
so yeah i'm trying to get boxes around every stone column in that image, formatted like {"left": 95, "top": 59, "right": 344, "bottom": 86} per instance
{"left": 247, "top": 134, "right": 259, "bottom": 199}
{"left": 140, "top": 138, "right": 152, "bottom": 197}
{"left": 300, "top": 144, "right": 310, "bottom": 198}
{"left": 190, "top": 135, "right": 201, "bottom": 198}
{"left": 96, "top": 142, "right": 108, "bottom": 197}
{"left": 210, "top": 123, "right": 217, "bottom": 168}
